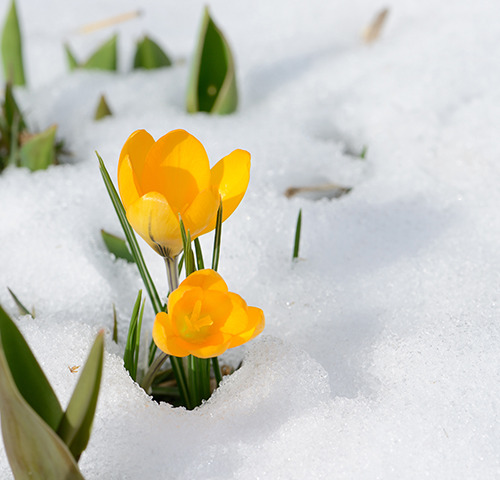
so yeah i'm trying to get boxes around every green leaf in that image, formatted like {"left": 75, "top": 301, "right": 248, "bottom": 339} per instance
{"left": 194, "top": 238, "right": 205, "bottom": 270}
{"left": 123, "top": 290, "right": 144, "bottom": 381}
{"left": 97, "top": 152, "right": 163, "bottom": 314}
{"left": 0, "top": 330, "right": 84, "bottom": 479}
{"left": 19, "top": 124, "right": 57, "bottom": 171}
{"left": 360, "top": 145, "right": 368, "bottom": 159}
{"left": 3, "top": 81, "right": 26, "bottom": 132}
{"left": 94, "top": 94, "right": 112, "bottom": 120}
{"left": 101, "top": 229, "right": 134, "bottom": 263}
{"left": 133, "top": 36, "right": 172, "bottom": 70}
{"left": 112, "top": 304, "right": 118, "bottom": 343}
{"left": 186, "top": 6, "right": 238, "bottom": 114}
{"left": 0, "top": 305, "right": 63, "bottom": 430}
{"left": 179, "top": 216, "right": 195, "bottom": 276}
{"left": 64, "top": 43, "right": 79, "bottom": 71}
{"left": 7, "top": 287, "right": 33, "bottom": 318}
{"left": 56, "top": 330, "right": 104, "bottom": 462}
{"left": 83, "top": 34, "right": 117, "bottom": 71}
{"left": 211, "top": 200, "right": 223, "bottom": 271}
{"left": 1, "top": 0, "right": 25, "bottom": 86}
{"left": 293, "top": 209, "right": 302, "bottom": 260}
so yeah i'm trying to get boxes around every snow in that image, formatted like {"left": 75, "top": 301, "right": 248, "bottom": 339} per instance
{"left": 1, "top": 0, "right": 500, "bottom": 478}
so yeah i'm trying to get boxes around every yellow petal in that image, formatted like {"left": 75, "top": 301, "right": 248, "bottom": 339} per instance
{"left": 126, "top": 192, "right": 183, "bottom": 257}
{"left": 118, "top": 155, "right": 141, "bottom": 210}
{"left": 141, "top": 130, "right": 212, "bottom": 214}
{"left": 118, "top": 130, "right": 155, "bottom": 189}
{"left": 198, "top": 149, "right": 251, "bottom": 236}
{"left": 183, "top": 188, "right": 219, "bottom": 238}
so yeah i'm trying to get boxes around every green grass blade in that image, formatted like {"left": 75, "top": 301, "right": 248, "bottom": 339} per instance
{"left": 112, "top": 304, "right": 118, "bottom": 343}
{"left": 179, "top": 216, "right": 195, "bottom": 276}
{"left": 292, "top": 209, "right": 302, "bottom": 260}
{"left": 186, "top": 6, "right": 238, "bottom": 114}
{"left": 211, "top": 201, "right": 223, "bottom": 271}
{"left": 97, "top": 152, "right": 164, "bottom": 314}
{"left": 123, "top": 290, "right": 143, "bottom": 381}
{"left": 0, "top": 305, "right": 63, "bottom": 430}
{"left": 194, "top": 238, "right": 205, "bottom": 270}
{"left": 4, "top": 81, "right": 26, "bottom": 132}
{"left": 133, "top": 36, "right": 172, "bottom": 70}
{"left": 83, "top": 34, "right": 117, "bottom": 71}
{"left": 1, "top": 0, "right": 25, "bottom": 85}
{"left": 56, "top": 331, "right": 104, "bottom": 462}
{"left": 0, "top": 333, "right": 84, "bottom": 479}
{"left": 101, "top": 229, "right": 134, "bottom": 263}
{"left": 360, "top": 145, "right": 368, "bottom": 159}
{"left": 7, "top": 287, "right": 33, "bottom": 318}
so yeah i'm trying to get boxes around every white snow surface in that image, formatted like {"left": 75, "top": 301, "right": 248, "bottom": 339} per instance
{"left": 1, "top": 0, "right": 500, "bottom": 478}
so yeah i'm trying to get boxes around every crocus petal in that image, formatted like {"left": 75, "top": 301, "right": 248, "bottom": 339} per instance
{"left": 141, "top": 130, "right": 212, "bottom": 214}
{"left": 227, "top": 305, "right": 265, "bottom": 349}
{"left": 198, "top": 149, "right": 251, "bottom": 236}
{"left": 179, "top": 269, "right": 228, "bottom": 293}
{"left": 126, "top": 192, "right": 183, "bottom": 257}
{"left": 118, "top": 155, "right": 141, "bottom": 210}
{"left": 183, "top": 189, "right": 219, "bottom": 238}
{"left": 187, "top": 341, "right": 232, "bottom": 359}
{"left": 118, "top": 130, "right": 155, "bottom": 208}
{"left": 153, "top": 313, "right": 191, "bottom": 357}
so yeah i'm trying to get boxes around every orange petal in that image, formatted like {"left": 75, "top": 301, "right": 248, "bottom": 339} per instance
{"left": 199, "top": 149, "right": 251, "bottom": 235}
{"left": 188, "top": 341, "right": 231, "bottom": 359}
{"left": 141, "top": 130, "right": 212, "bottom": 214}
{"left": 220, "top": 292, "right": 251, "bottom": 335}
{"left": 126, "top": 192, "right": 183, "bottom": 257}
{"left": 180, "top": 269, "right": 228, "bottom": 293}
{"left": 227, "top": 304, "right": 265, "bottom": 349}
{"left": 153, "top": 318, "right": 191, "bottom": 357}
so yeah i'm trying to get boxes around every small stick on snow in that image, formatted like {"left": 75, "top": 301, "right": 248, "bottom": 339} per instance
{"left": 77, "top": 10, "right": 142, "bottom": 34}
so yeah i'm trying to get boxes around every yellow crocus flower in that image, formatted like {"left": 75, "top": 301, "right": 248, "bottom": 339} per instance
{"left": 152, "top": 269, "right": 265, "bottom": 358}
{"left": 118, "top": 129, "right": 250, "bottom": 257}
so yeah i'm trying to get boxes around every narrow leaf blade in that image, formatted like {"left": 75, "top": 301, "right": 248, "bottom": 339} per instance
{"left": 97, "top": 152, "right": 163, "bottom": 314}
{"left": 56, "top": 330, "right": 104, "bottom": 461}
{"left": 293, "top": 209, "right": 302, "bottom": 260}
{"left": 123, "top": 290, "right": 142, "bottom": 381}
{"left": 0, "top": 305, "right": 63, "bottom": 430}
{"left": 1, "top": 0, "right": 25, "bottom": 85}
{"left": 7, "top": 287, "right": 32, "bottom": 317}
